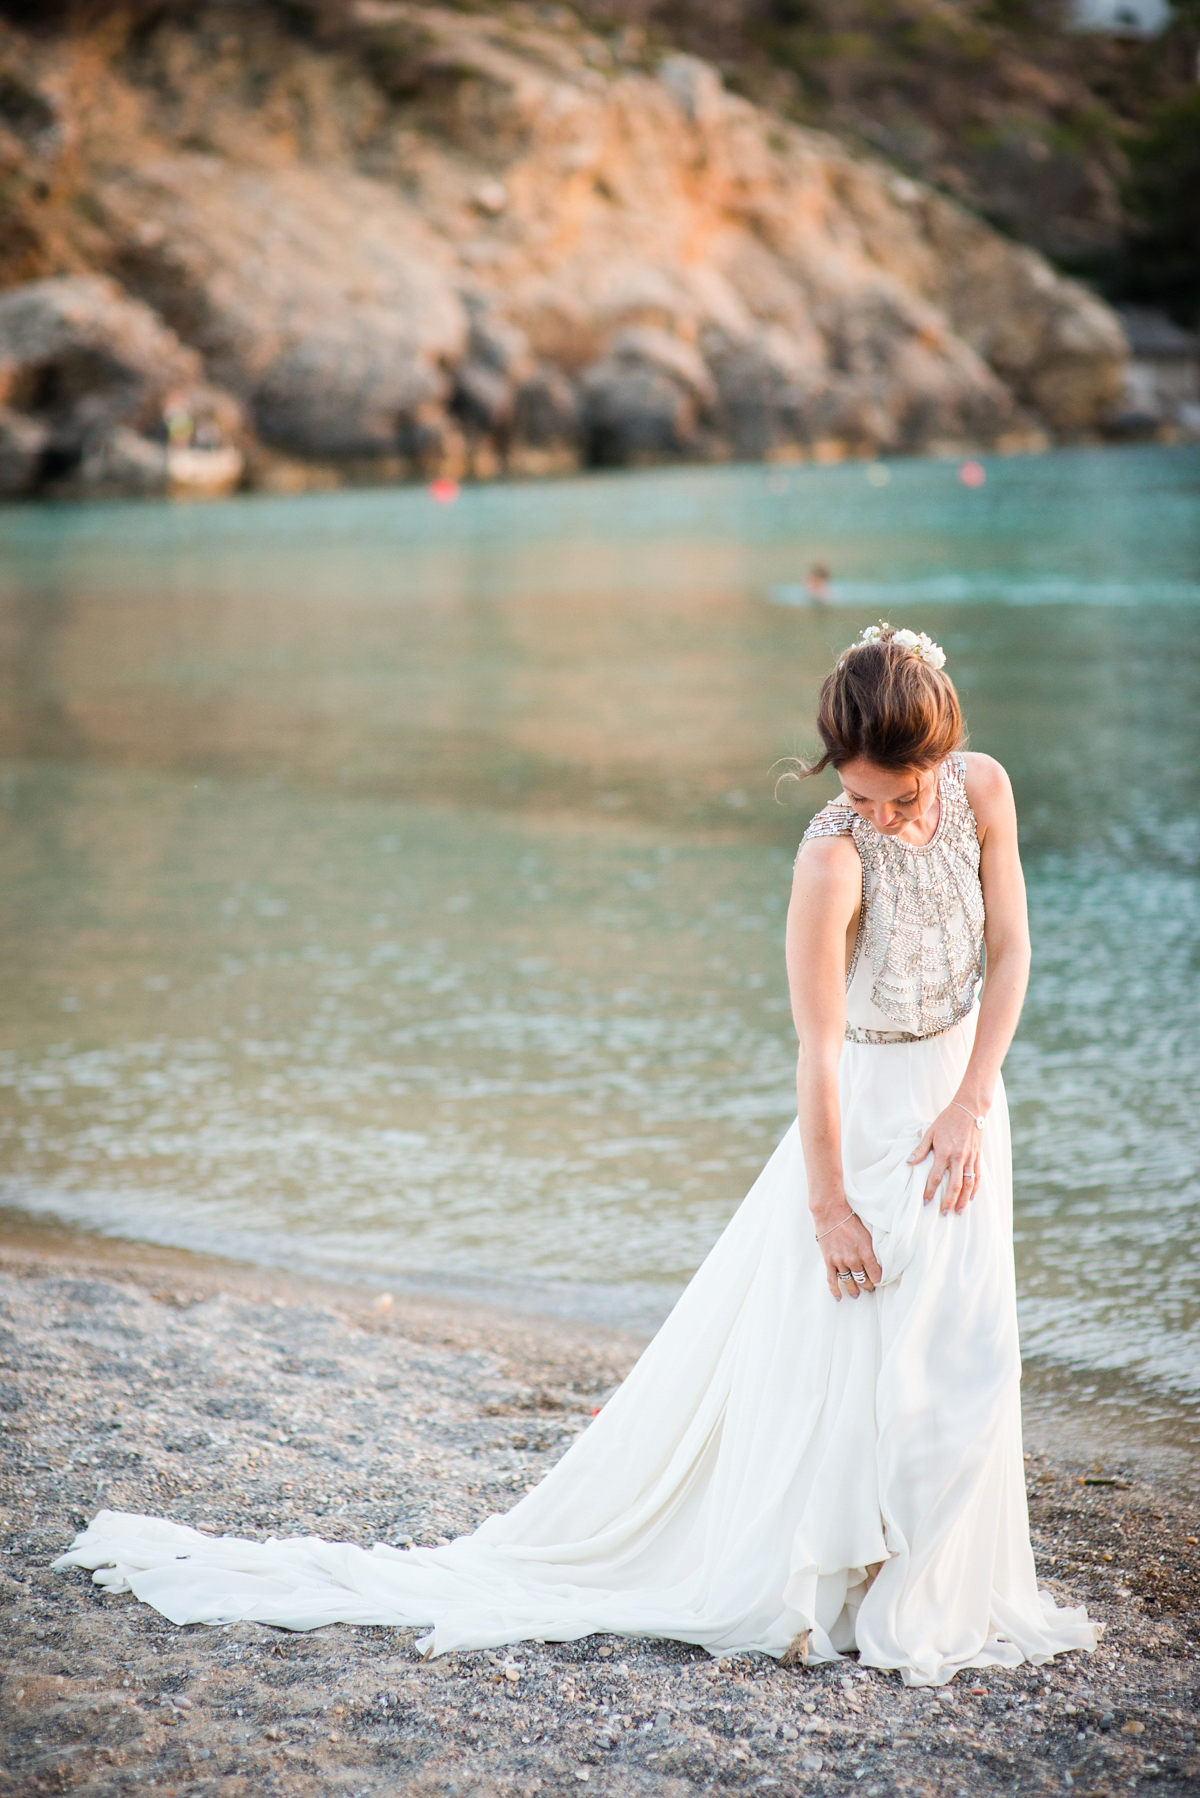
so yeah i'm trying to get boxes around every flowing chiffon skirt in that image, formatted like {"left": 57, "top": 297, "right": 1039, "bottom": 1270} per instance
{"left": 53, "top": 1009, "right": 1097, "bottom": 1685}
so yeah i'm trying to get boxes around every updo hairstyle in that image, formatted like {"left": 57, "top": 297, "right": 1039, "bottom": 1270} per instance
{"left": 801, "top": 627, "right": 964, "bottom": 778}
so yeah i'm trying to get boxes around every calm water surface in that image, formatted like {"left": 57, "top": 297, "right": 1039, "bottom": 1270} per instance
{"left": 1, "top": 446, "right": 1198, "bottom": 1431}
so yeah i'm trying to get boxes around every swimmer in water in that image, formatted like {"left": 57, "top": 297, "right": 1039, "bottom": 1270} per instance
{"left": 805, "top": 563, "right": 831, "bottom": 605}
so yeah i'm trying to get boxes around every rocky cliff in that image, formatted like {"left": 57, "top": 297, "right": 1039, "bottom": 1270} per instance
{"left": 0, "top": 1, "right": 1129, "bottom": 498}
{"left": 565, "top": 0, "right": 1200, "bottom": 283}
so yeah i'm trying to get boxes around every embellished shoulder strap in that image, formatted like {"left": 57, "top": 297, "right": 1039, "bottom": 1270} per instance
{"left": 800, "top": 799, "right": 857, "bottom": 843}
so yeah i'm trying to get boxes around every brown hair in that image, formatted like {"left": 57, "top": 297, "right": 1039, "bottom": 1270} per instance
{"left": 799, "top": 627, "right": 965, "bottom": 777}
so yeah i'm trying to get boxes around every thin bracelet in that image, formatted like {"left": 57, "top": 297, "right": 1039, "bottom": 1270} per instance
{"left": 814, "top": 1211, "right": 855, "bottom": 1242}
{"left": 951, "top": 1100, "right": 987, "bottom": 1129}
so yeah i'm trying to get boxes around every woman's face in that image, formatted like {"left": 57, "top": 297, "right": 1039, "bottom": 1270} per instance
{"left": 837, "top": 757, "right": 941, "bottom": 837}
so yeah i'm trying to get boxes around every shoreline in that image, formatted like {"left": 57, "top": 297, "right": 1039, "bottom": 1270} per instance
{"left": 7, "top": 438, "right": 1197, "bottom": 518}
{"left": 3, "top": 1207, "right": 1197, "bottom": 1492}
{"left": 7, "top": 433, "right": 1058, "bottom": 513}
{"left": 1, "top": 1224, "right": 1197, "bottom": 1797}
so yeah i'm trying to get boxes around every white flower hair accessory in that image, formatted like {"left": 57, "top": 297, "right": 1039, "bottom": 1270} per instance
{"left": 853, "top": 621, "right": 946, "bottom": 670}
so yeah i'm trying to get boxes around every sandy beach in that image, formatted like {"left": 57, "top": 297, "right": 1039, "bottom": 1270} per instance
{"left": 1, "top": 1221, "right": 1197, "bottom": 1798}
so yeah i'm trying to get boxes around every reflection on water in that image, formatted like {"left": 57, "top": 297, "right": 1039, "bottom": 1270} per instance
{"left": 1, "top": 446, "right": 1198, "bottom": 1429}
{"left": 0, "top": 773, "right": 795, "bottom": 1323}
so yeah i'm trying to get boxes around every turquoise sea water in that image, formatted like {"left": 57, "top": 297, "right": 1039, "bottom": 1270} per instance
{"left": 1, "top": 445, "right": 1197, "bottom": 1428}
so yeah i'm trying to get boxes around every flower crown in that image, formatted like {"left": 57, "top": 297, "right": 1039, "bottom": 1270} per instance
{"left": 851, "top": 622, "right": 946, "bottom": 670}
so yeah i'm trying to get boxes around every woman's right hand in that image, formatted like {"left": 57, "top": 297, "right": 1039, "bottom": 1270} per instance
{"left": 788, "top": 840, "right": 875, "bottom": 1302}
{"left": 813, "top": 1210, "right": 883, "bottom": 1299}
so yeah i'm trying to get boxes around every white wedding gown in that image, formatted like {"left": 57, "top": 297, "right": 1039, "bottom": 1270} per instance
{"left": 55, "top": 758, "right": 1097, "bottom": 1686}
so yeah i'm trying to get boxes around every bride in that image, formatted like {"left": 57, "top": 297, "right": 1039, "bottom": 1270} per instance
{"left": 56, "top": 624, "right": 1097, "bottom": 1687}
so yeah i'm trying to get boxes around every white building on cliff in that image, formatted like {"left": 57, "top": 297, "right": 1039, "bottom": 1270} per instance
{"left": 1070, "top": 0, "right": 1171, "bottom": 35}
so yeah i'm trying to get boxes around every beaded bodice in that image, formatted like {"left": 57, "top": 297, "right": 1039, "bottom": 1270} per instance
{"left": 800, "top": 753, "right": 984, "bottom": 1041}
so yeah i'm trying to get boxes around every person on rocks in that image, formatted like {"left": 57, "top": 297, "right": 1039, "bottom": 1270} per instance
{"left": 54, "top": 624, "right": 1098, "bottom": 1687}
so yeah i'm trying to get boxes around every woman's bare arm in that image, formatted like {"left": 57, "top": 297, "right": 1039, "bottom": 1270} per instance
{"left": 786, "top": 836, "right": 883, "bottom": 1298}
{"left": 908, "top": 752, "right": 1031, "bottom": 1212}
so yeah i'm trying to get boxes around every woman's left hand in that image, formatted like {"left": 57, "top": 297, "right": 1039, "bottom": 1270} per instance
{"left": 907, "top": 1104, "right": 983, "bottom": 1215}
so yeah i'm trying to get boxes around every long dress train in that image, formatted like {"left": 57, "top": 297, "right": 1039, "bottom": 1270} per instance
{"left": 53, "top": 759, "right": 1098, "bottom": 1686}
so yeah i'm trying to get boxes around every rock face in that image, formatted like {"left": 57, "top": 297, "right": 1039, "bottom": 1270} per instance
{"left": 0, "top": 4, "right": 1129, "bottom": 496}
{"left": 104, "top": 160, "right": 467, "bottom": 466}
{"left": 0, "top": 276, "right": 244, "bottom": 497}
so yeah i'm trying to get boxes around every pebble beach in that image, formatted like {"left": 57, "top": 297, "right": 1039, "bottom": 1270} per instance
{"left": 1, "top": 1224, "right": 1197, "bottom": 1798}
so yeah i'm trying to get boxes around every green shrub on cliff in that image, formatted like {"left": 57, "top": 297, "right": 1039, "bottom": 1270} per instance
{"left": 1120, "top": 89, "right": 1200, "bottom": 327}
{"left": 575, "top": 0, "right": 1200, "bottom": 280}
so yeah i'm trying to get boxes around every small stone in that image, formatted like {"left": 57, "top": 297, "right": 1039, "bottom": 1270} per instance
{"left": 1122, "top": 1720, "right": 1146, "bottom": 1735}
{"left": 574, "top": 1771, "right": 590, "bottom": 1783}
{"left": 801, "top": 1753, "right": 823, "bottom": 1772}
{"left": 598, "top": 1645, "right": 612, "bottom": 1657}
{"left": 473, "top": 179, "right": 509, "bottom": 215}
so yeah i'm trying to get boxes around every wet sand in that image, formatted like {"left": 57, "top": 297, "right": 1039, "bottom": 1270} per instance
{"left": 1, "top": 1223, "right": 1197, "bottom": 1798}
